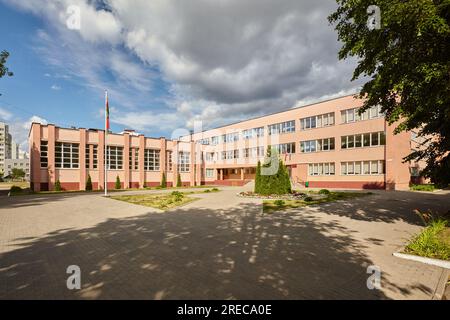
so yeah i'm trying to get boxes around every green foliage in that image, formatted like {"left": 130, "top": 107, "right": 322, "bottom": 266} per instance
{"left": 274, "top": 199, "right": 285, "bottom": 207}
{"left": 85, "top": 175, "right": 93, "bottom": 191}
{"left": 160, "top": 172, "right": 167, "bottom": 188}
{"left": 211, "top": 187, "right": 219, "bottom": 192}
{"left": 11, "top": 168, "right": 25, "bottom": 180}
{"left": 54, "top": 179, "right": 62, "bottom": 192}
{"left": 254, "top": 149, "right": 291, "bottom": 195}
{"left": 9, "top": 185, "right": 22, "bottom": 193}
{"left": 318, "top": 189, "right": 331, "bottom": 195}
{"left": 115, "top": 175, "right": 121, "bottom": 189}
{"left": 204, "top": 189, "right": 211, "bottom": 193}
{"left": 171, "top": 191, "right": 184, "bottom": 202}
{"left": 405, "top": 219, "right": 450, "bottom": 260}
{"left": 0, "top": 50, "right": 13, "bottom": 78}
{"left": 410, "top": 184, "right": 435, "bottom": 192}
{"left": 304, "top": 196, "right": 313, "bottom": 202}
{"left": 176, "top": 173, "right": 182, "bottom": 187}
{"left": 328, "top": 1, "right": 450, "bottom": 185}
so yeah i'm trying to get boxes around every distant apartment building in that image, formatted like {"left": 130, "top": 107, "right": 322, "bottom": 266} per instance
{"left": 4, "top": 158, "right": 30, "bottom": 180}
{"left": 11, "top": 141, "right": 19, "bottom": 159}
{"left": 28, "top": 95, "right": 422, "bottom": 192}
{"left": 0, "top": 122, "right": 12, "bottom": 174}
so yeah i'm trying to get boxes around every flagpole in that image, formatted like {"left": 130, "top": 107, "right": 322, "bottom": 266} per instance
{"left": 104, "top": 90, "right": 108, "bottom": 196}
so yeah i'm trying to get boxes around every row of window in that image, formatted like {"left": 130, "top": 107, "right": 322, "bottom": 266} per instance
{"left": 196, "top": 106, "right": 384, "bottom": 144}
{"left": 40, "top": 141, "right": 189, "bottom": 172}
{"left": 300, "top": 138, "right": 335, "bottom": 153}
{"left": 308, "top": 160, "right": 385, "bottom": 176}
{"left": 341, "top": 132, "right": 385, "bottom": 149}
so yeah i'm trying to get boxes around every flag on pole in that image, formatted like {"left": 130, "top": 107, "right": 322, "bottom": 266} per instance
{"left": 105, "top": 91, "right": 110, "bottom": 130}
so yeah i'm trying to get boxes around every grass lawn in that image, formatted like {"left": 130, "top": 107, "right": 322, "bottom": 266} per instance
{"left": 263, "top": 191, "right": 371, "bottom": 214}
{"left": 110, "top": 189, "right": 219, "bottom": 210}
{"left": 0, "top": 181, "right": 29, "bottom": 190}
{"left": 404, "top": 220, "right": 450, "bottom": 261}
{"left": 410, "top": 184, "right": 436, "bottom": 192}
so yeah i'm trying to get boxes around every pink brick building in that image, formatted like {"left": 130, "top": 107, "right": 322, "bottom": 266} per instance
{"left": 28, "top": 95, "right": 420, "bottom": 192}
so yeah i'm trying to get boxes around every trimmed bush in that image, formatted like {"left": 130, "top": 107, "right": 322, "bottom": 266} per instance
{"left": 204, "top": 189, "right": 211, "bottom": 193}
{"left": 212, "top": 188, "right": 219, "bottom": 192}
{"left": 115, "top": 176, "right": 121, "bottom": 189}
{"left": 274, "top": 199, "right": 285, "bottom": 207}
{"left": 318, "top": 189, "right": 330, "bottom": 195}
{"left": 86, "top": 175, "right": 93, "bottom": 191}
{"left": 304, "top": 196, "right": 313, "bottom": 202}
{"left": 254, "top": 147, "right": 291, "bottom": 195}
{"left": 160, "top": 172, "right": 167, "bottom": 188}
{"left": 54, "top": 179, "right": 62, "bottom": 192}
{"left": 176, "top": 173, "right": 182, "bottom": 187}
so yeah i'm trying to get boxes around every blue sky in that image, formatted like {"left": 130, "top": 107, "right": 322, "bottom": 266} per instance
{"left": 0, "top": 0, "right": 360, "bottom": 151}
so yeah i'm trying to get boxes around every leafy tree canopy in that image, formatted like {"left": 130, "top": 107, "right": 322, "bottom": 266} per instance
{"left": 0, "top": 50, "right": 13, "bottom": 78}
{"left": 329, "top": 0, "right": 450, "bottom": 185}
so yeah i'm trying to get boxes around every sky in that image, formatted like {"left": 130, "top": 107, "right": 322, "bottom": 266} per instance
{"left": 0, "top": 0, "right": 363, "bottom": 152}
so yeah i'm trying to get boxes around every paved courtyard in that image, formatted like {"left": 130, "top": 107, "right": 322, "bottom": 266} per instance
{"left": 0, "top": 186, "right": 449, "bottom": 299}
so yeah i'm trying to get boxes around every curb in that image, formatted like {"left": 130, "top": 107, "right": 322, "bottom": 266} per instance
{"left": 393, "top": 252, "right": 450, "bottom": 269}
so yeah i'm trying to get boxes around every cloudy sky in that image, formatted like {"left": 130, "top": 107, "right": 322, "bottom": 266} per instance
{"left": 0, "top": 0, "right": 362, "bottom": 151}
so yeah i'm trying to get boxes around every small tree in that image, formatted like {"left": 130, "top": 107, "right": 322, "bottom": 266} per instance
{"left": 115, "top": 175, "right": 121, "bottom": 189}
{"left": 176, "top": 173, "right": 182, "bottom": 187}
{"left": 85, "top": 174, "right": 93, "bottom": 191}
{"left": 11, "top": 168, "right": 25, "bottom": 180}
{"left": 54, "top": 179, "right": 62, "bottom": 191}
{"left": 254, "top": 161, "right": 262, "bottom": 194}
{"left": 160, "top": 172, "right": 167, "bottom": 188}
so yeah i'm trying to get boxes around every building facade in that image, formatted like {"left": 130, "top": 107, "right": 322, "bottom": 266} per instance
{"left": 0, "top": 122, "right": 12, "bottom": 174}
{"left": 4, "top": 158, "right": 30, "bottom": 180}
{"left": 28, "top": 95, "right": 420, "bottom": 192}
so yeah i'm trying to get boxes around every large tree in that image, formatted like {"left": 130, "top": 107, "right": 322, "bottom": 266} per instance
{"left": 328, "top": 0, "right": 450, "bottom": 186}
{"left": 0, "top": 50, "right": 13, "bottom": 96}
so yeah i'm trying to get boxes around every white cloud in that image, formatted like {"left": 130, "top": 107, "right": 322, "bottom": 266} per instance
{"left": 4, "top": 0, "right": 363, "bottom": 134}
{"left": 0, "top": 107, "right": 13, "bottom": 121}
{"left": 50, "top": 84, "right": 61, "bottom": 90}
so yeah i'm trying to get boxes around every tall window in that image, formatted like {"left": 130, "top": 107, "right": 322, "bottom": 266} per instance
{"left": 197, "top": 138, "right": 210, "bottom": 145}
{"left": 341, "top": 105, "right": 383, "bottom": 124}
{"left": 144, "top": 149, "right": 160, "bottom": 171}
{"left": 166, "top": 151, "right": 173, "bottom": 171}
{"left": 129, "top": 147, "right": 139, "bottom": 170}
{"left": 268, "top": 120, "right": 295, "bottom": 135}
{"left": 308, "top": 163, "right": 335, "bottom": 176}
{"left": 206, "top": 168, "right": 214, "bottom": 178}
{"left": 40, "top": 141, "right": 48, "bottom": 168}
{"left": 300, "top": 112, "right": 335, "bottom": 130}
{"left": 178, "top": 151, "right": 190, "bottom": 172}
{"left": 106, "top": 146, "right": 123, "bottom": 170}
{"left": 205, "top": 152, "right": 215, "bottom": 162}
{"left": 55, "top": 142, "right": 79, "bottom": 169}
{"left": 341, "top": 132, "right": 386, "bottom": 149}
{"left": 85, "top": 144, "right": 98, "bottom": 169}
{"left": 211, "top": 136, "right": 219, "bottom": 145}
{"left": 341, "top": 160, "right": 385, "bottom": 175}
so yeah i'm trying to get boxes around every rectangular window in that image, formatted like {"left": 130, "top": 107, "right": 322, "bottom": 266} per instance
{"left": 166, "top": 151, "right": 173, "bottom": 171}
{"left": 211, "top": 136, "right": 219, "bottom": 145}
{"left": 85, "top": 145, "right": 90, "bottom": 169}
{"left": 178, "top": 152, "right": 190, "bottom": 172}
{"left": 268, "top": 120, "right": 295, "bottom": 135}
{"left": 341, "top": 160, "right": 385, "bottom": 175}
{"left": 55, "top": 142, "right": 79, "bottom": 169}
{"left": 300, "top": 112, "right": 334, "bottom": 130}
{"left": 197, "top": 138, "right": 210, "bottom": 145}
{"left": 355, "top": 135, "right": 362, "bottom": 148}
{"left": 222, "top": 133, "right": 239, "bottom": 143}
{"left": 205, "top": 152, "right": 215, "bottom": 162}
{"left": 221, "top": 150, "right": 239, "bottom": 160}
{"left": 273, "top": 143, "right": 295, "bottom": 154}
{"left": 129, "top": 148, "right": 139, "bottom": 170}
{"left": 206, "top": 168, "right": 214, "bottom": 178}
{"left": 144, "top": 149, "right": 160, "bottom": 171}
{"left": 40, "top": 141, "right": 48, "bottom": 168}
{"left": 371, "top": 132, "right": 379, "bottom": 146}
{"left": 242, "top": 127, "right": 264, "bottom": 139}
{"left": 342, "top": 132, "right": 385, "bottom": 149}
{"left": 106, "top": 146, "right": 123, "bottom": 170}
